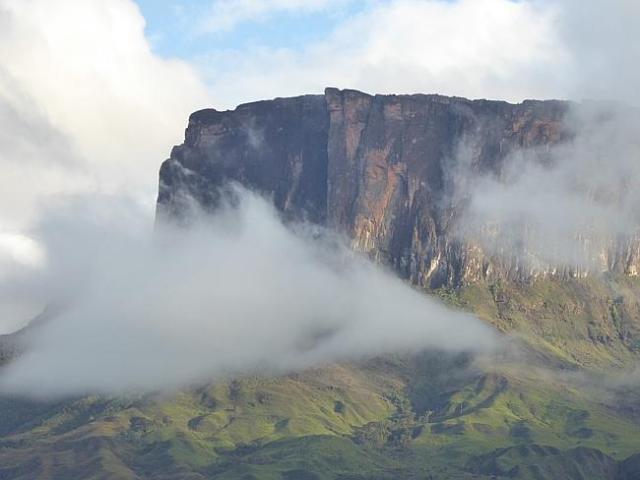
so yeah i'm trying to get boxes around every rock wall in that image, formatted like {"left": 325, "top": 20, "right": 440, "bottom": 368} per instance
{"left": 157, "top": 88, "right": 638, "bottom": 287}
{"left": 158, "top": 94, "right": 329, "bottom": 224}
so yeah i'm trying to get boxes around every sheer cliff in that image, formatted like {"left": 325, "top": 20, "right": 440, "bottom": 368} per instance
{"left": 1, "top": 90, "right": 640, "bottom": 480}
{"left": 157, "top": 88, "right": 639, "bottom": 287}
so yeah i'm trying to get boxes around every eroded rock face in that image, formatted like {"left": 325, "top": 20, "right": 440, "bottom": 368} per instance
{"left": 157, "top": 88, "right": 638, "bottom": 287}
{"left": 157, "top": 94, "right": 329, "bottom": 224}
{"left": 323, "top": 88, "right": 570, "bottom": 287}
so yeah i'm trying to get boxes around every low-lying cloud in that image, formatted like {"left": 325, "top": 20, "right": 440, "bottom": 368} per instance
{"left": 453, "top": 102, "right": 640, "bottom": 273}
{"left": 0, "top": 187, "right": 498, "bottom": 397}
{"left": 2, "top": 0, "right": 638, "bottom": 398}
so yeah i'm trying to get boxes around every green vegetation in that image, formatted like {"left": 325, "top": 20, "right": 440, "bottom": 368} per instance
{"left": 1, "top": 275, "right": 640, "bottom": 478}
{"left": 444, "top": 274, "right": 640, "bottom": 368}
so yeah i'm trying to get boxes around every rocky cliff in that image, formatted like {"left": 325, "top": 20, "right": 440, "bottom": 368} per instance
{"left": 157, "top": 88, "right": 639, "bottom": 287}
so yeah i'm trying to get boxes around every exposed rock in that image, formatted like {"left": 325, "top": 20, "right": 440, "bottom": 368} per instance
{"left": 157, "top": 88, "right": 639, "bottom": 287}
{"left": 157, "top": 94, "right": 329, "bottom": 225}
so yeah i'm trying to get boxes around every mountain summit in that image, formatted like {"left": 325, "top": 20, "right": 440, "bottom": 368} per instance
{"left": 158, "top": 88, "right": 640, "bottom": 288}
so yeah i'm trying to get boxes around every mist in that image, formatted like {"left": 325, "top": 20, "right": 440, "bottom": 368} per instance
{"left": 0, "top": 187, "right": 498, "bottom": 397}
{"left": 453, "top": 102, "right": 640, "bottom": 273}
{"left": 1, "top": 0, "right": 638, "bottom": 399}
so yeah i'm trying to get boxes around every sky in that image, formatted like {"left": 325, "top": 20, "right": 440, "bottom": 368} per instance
{"left": 0, "top": 0, "right": 638, "bottom": 382}
{"left": 135, "top": 0, "right": 371, "bottom": 58}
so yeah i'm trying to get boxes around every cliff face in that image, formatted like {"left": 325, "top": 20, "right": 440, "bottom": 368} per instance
{"left": 157, "top": 88, "right": 638, "bottom": 287}
{"left": 158, "top": 94, "right": 329, "bottom": 224}
{"left": 322, "top": 88, "right": 568, "bottom": 287}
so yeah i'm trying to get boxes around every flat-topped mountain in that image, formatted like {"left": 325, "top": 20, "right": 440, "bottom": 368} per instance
{"left": 158, "top": 88, "right": 640, "bottom": 288}
{"left": 1, "top": 90, "right": 639, "bottom": 480}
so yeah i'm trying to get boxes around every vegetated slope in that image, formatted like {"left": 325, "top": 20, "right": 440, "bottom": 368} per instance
{"left": 1, "top": 277, "right": 640, "bottom": 479}
{"left": 2, "top": 89, "right": 640, "bottom": 479}
{"left": 452, "top": 275, "right": 640, "bottom": 368}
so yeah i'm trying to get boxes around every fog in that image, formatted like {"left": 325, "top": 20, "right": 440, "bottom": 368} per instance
{"left": 444, "top": 0, "right": 640, "bottom": 272}
{"left": 0, "top": 187, "right": 498, "bottom": 397}
{"left": 453, "top": 102, "right": 640, "bottom": 273}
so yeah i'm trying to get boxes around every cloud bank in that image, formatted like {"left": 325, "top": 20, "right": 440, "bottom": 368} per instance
{"left": 0, "top": 0, "right": 210, "bottom": 231}
{"left": 0, "top": 0, "right": 210, "bottom": 331}
{"left": 198, "top": 0, "right": 565, "bottom": 109}
{"left": 0, "top": 188, "right": 498, "bottom": 397}
{"left": 0, "top": 0, "right": 638, "bottom": 388}
{"left": 452, "top": 101, "right": 640, "bottom": 274}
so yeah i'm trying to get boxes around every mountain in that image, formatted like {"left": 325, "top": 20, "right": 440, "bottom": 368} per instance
{"left": 158, "top": 88, "right": 640, "bottom": 287}
{"left": 1, "top": 89, "right": 640, "bottom": 479}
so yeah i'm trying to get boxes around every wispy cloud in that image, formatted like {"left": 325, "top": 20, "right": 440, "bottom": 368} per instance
{"left": 453, "top": 102, "right": 640, "bottom": 274}
{"left": 196, "top": 0, "right": 566, "bottom": 109}
{"left": 0, "top": 0, "right": 210, "bottom": 231}
{"left": 0, "top": 188, "right": 498, "bottom": 397}
{"left": 194, "top": 0, "right": 640, "bottom": 109}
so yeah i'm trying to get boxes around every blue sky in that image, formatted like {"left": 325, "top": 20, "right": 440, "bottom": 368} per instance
{"left": 135, "top": 1, "right": 371, "bottom": 59}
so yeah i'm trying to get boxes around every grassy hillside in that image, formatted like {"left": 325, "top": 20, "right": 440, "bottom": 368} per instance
{"left": 444, "top": 274, "right": 640, "bottom": 368}
{"left": 1, "top": 275, "right": 640, "bottom": 479}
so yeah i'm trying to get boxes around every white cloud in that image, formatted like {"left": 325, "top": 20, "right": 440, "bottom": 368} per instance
{"left": 0, "top": 189, "right": 498, "bottom": 396}
{"left": 198, "top": 0, "right": 567, "bottom": 109}
{"left": 0, "top": 233, "right": 44, "bottom": 269}
{"left": 0, "top": 0, "right": 211, "bottom": 332}
{"left": 0, "top": 0, "right": 210, "bottom": 231}
{"left": 555, "top": 0, "right": 640, "bottom": 105}
{"left": 197, "top": 0, "right": 640, "bottom": 110}
{"left": 0, "top": 233, "right": 45, "bottom": 333}
{"left": 454, "top": 103, "right": 640, "bottom": 274}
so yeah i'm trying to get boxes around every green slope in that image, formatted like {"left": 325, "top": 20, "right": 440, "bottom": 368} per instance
{"left": 1, "top": 275, "right": 640, "bottom": 479}
{"left": 451, "top": 275, "right": 640, "bottom": 368}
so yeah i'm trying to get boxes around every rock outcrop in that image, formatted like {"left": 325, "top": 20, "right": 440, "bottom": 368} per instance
{"left": 157, "top": 88, "right": 639, "bottom": 287}
{"left": 158, "top": 94, "right": 329, "bottom": 224}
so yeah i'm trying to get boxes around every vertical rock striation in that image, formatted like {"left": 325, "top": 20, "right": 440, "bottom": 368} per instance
{"left": 157, "top": 88, "right": 638, "bottom": 288}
